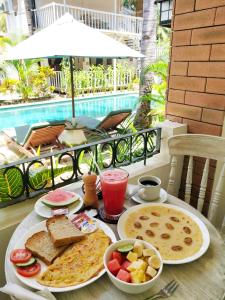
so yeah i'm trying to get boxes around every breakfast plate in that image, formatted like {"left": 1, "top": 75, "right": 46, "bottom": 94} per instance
{"left": 34, "top": 192, "right": 83, "bottom": 218}
{"left": 10, "top": 218, "right": 116, "bottom": 292}
{"left": 117, "top": 203, "right": 210, "bottom": 265}
{"left": 131, "top": 188, "right": 167, "bottom": 204}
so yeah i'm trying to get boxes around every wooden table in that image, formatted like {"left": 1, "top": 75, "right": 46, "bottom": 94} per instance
{"left": 5, "top": 191, "right": 225, "bottom": 300}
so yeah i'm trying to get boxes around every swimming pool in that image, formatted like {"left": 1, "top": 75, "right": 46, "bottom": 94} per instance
{"left": 0, "top": 93, "right": 139, "bottom": 130}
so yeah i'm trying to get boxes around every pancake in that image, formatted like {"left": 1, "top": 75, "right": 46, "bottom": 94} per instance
{"left": 124, "top": 205, "right": 203, "bottom": 260}
{"left": 38, "top": 229, "right": 111, "bottom": 287}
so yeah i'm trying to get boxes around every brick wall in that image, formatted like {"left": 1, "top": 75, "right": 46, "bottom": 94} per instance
{"left": 166, "top": 0, "right": 225, "bottom": 213}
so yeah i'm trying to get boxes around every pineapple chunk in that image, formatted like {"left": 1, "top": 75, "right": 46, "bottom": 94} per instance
{"left": 143, "top": 248, "right": 156, "bottom": 257}
{"left": 148, "top": 255, "right": 161, "bottom": 269}
{"left": 130, "top": 269, "right": 145, "bottom": 283}
{"left": 127, "top": 259, "right": 147, "bottom": 272}
{"left": 142, "top": 273, "right": 151, "bottom": 283}
{"left": 146, "top": 266, "right": 157, "bottom": 278}
{"left": 133, "top": 241, "right": 143, "bottom": 257}
{"left": 127, "top": 251, "right": 138, "bottom": 262}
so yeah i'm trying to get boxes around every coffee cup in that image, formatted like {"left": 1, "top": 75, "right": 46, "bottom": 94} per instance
{"left": 138, "top": 176, "right": 161, "bottom": 201}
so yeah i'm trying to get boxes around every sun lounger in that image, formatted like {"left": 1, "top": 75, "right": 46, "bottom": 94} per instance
{"left": 6, "top": 121, "right": 65, "bottom": 154}
{"left": 75, "top": 109, "right": 132, "bottom": 133}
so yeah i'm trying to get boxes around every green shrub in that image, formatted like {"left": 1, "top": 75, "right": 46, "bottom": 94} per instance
{"left": 0, "top": 78, "right": 18, "bottom": 94}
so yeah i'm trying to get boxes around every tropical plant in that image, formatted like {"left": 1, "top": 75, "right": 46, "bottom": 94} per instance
{"left": 123, "top": 0, "right": 136, "bottom": 10}
{"left": 30, "top": 66, "right": 55, "bottom": 98}
{"left": 61, "top": 60, "right": 136, "bottom": 97}
{"left": 0, "top": 12, "right": 7, "bottom": 33}
{"left": 0, "top": 36, "right": 12, "bottom": 51}
{"left": 1, "top": 60, "right": 56, "bottom": 100}
{"left": 144, "top": 60, "right": 168, "bottom": 124}
{"left": 0, "top": 164, "right": 73, "bottom": 202}
{"left": 157, "top": 25, "right": 171, "bottom": 61}
{"left": 0, "top": 78, "right": 18, "bottom": 94}
{"left": 133, "top": 0, "right": 157, "bottom": 129}
{"left": 11, "top": 59, "right": 39, "bottom": 100}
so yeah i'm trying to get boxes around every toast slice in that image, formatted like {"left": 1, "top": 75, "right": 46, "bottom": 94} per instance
{"left": 46, "top": 215, "right": 85, "bottom": 247}
{"left": 25, "top": 231, "right": 67, "bottom": 265}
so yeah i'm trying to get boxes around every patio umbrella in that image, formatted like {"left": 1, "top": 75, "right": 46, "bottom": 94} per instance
{"left": 1, "top": 14, "right": 144, "bottom": 120}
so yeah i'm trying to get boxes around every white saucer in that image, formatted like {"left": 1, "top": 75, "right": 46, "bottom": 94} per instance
{"left": 131, "top": 188, "right": 167, "bottom": 204}
{"left": 34, "top": 192, "right": 84, "bottom": 218}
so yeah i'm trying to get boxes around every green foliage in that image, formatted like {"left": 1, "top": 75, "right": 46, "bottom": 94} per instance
{"left": 0, "top": 168, "right": 25, "bottom": 202}
{"left": 12, "top": 59, "right": 39, "bottom": 100}
{"left": 0, "top": 36, "right": 12, "bottom": 50}
{"left": 61, "top": 59, "right": 136, "bottom": 96}
{"left": 30, "top": 66, "right": 56, "bottom": 98}
{"left": 157, "top": 25, "right": 171, "bottom": 61}
{"left": 0, "top": 13, "right": 7, "bottom": 33}
{"left": 0, "top": 78, "right": 18, "bottom": 94}
{"left": 2, "top": 60, "right": 56, "bottom": 100}
{"left": 144, "top": 60, "right": 168, "bottom": 124}
{"left": 0, "top": 164, "right": 73, "bottom": 202}
{"left": 123, "top": 0, "right": 136, "bottom": 11}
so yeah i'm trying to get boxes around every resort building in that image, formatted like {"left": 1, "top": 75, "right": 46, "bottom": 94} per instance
{"left": 3, "top": 0, "right": 143, "bottom": 68}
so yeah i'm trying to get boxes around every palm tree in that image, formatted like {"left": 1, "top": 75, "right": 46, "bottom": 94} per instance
{"left": 0, "top": 12, "right": 7, "bottom": 33}
{"left": 133, "top": 0, "right": 157, "bottom": 129}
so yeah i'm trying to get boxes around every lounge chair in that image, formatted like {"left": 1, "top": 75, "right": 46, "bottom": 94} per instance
{"left": 75, "top": 109, "right": 132, "bottom": 133}
{"left": 6, "top": 121, "right": 65, "bottom": 154}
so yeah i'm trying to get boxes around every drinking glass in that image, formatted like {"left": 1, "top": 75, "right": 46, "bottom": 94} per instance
{"left": 100, "top": 168, "right": 129, "bottom": 216}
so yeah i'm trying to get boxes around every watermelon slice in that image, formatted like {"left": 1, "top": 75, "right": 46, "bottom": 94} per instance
{"left": 107, "top": 259, "right": 121, "bottom": 276}
{"left": 41, "top": 189, "right": 79, "bottom": 207}
{"left": 116, "top": 269, "right": 131, "bottom": 283}
{"left": 121, "top": 260, "right": 131, "bottom": 272}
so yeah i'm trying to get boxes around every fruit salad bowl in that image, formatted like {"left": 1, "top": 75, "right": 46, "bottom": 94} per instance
{"left": 103, "top": 239, "right": 163, "bottom": 294}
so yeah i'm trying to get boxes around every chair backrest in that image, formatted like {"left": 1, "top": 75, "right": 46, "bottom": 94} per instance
{"left": 97, "top": 109, "right": 132, "bottom": 131}
{"left": 23, "top": 124, "right": 65, "bottom": 149}
{"left": 167, "top": 134, "right": 225, "bottom": 224}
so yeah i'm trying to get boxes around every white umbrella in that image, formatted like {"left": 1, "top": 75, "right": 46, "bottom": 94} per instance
{"left": 1, "top": 13, "right": 144, "bottom": 118}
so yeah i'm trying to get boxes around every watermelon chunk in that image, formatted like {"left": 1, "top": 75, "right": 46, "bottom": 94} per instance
{"left": 121, "top": 260, "right": 131, "bottom": 272}
{"left": 111, "top": 251, "right": 124, "bottom": 265}
{"left": 42, "top": 189, "right": 78, "bottom": 207}
{"left": 107, "top": 259, "right": 121, "bottom": 275}
{"left": 116, "top": 269, "right": 131, "bottom": 283}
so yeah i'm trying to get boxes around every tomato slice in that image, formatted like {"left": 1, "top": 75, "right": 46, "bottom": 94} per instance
{"left": 16, "top": 262, "right": 41, "bottom": 277}
{"left": 10, "top": 249, "right": 32, "bottom": 264}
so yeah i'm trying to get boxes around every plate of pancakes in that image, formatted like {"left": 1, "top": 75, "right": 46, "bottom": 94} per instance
{"left": 117, "top": 203, "right": 210, "bottom": 264}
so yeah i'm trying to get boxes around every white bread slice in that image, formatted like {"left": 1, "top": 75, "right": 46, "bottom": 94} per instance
{"left": 46, "top": 215, "right": 85, "bottom": 247}
{"left": 25, "top": 231, "right": 67, "bottom": 265}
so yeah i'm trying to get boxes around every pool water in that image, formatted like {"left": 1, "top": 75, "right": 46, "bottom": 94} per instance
{"left": 0, "top": 93, "right": 139, "bottom": 130}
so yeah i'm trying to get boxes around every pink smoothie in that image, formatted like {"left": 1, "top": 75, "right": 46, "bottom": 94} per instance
{"left": 100, "top": 169, "right": 128, "bottom": 215}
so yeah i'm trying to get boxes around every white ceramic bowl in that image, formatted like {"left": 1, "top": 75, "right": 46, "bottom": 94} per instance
{"left": 104, "top": 239, "right": 163, "bottom": 294}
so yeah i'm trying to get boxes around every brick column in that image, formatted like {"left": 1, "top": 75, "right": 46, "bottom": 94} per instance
{"left": 166, "top": 0, "right": 225, "bottom": 214}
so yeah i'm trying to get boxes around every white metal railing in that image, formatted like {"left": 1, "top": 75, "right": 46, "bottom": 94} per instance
{"left": 32, "top": 2, "right": 143, "bottom": 35}
{"left": 50, "top": 69, "right": 137, "bottom": 94}
{"left": 50, "top": 70, "right": 65, "bottom": 92}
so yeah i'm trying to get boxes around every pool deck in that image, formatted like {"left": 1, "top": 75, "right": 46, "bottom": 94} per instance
{"left": 0, "top": 91, "right": 137, "bottom": 110}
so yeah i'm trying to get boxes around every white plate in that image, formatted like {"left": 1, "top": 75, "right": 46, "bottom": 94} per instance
{"left": 11, "top": 218, "right": 117, "bottom": 292}
{"left": 117, "top": 203, "right": 210, "bottom": 265}
{"left": 131, "top": 188, "right": 167, "bottom": 204}
{"left": 34, "top": 192, "right": 83, "bottom": 218}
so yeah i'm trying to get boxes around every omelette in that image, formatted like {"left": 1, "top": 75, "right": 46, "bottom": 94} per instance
{"left": 124, "top": 205, "right": 203, "bottom": 260}
{"left": 38, "top": 229, "right": 111, "bottom": 287}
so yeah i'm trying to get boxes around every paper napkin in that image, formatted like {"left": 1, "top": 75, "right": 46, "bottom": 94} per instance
{"left": 0, "top": 283, "right": 56, "bottom": 300}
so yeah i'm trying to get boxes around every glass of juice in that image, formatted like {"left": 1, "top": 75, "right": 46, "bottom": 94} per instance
{"left": 100, "top": 168, "right": 129, "bottom": 216}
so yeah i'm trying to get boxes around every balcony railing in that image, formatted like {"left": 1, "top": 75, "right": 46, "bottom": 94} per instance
{"left": 31, "top": 2, "right": 143, "bottom": 35}
{"left": 0, "top": 128, "right": 161, "bottom": 208}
